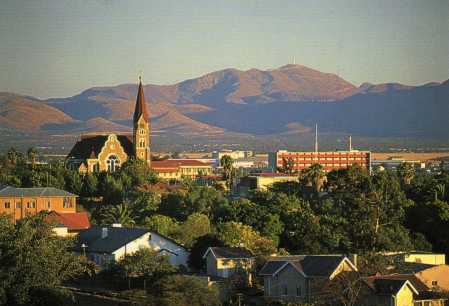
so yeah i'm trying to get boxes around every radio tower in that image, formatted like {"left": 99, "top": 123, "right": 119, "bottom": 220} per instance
{"left": 314, "top": 124, "right": 318, "bottom": 153}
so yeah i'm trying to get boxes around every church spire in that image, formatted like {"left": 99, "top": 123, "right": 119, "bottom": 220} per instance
{"left": 133, "top": 77, "right": 148, "bottom": 123}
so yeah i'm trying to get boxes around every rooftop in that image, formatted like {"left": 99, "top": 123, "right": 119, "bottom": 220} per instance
{"left": 0, "top": 186, "right": 77, "bottom": 197}
{"left": 45, "top": 211, "right": 90, "bottom": 230}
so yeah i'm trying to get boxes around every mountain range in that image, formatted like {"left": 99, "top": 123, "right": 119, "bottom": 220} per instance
{"left": 1, "top": 64, "right": 448, "bottom": 142}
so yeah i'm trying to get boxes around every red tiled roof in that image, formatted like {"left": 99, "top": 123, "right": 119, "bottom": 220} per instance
{"left": 151, "top": 159, "right": 212, "bottom": 169}
{"left": 46, "top": 211, "right": 90, "bottom": 231}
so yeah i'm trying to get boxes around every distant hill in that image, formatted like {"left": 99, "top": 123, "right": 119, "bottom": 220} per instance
{"left": 1, "top": 65, "right": 448, "bottom": 141}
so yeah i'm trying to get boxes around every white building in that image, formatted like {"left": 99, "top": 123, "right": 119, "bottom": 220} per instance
{"left": 75, "top": 226, "right": 189, "bottom": 268}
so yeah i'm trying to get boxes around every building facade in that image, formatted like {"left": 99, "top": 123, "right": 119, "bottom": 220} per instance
{"left": 151, "top": 159, "right": 213, "bottom": 181}
{"left": 66, "top": 79, "right": 151, "bottom": 173}
{"left": 269, "top": 150, "right": 371, "bottom": 173}
{"left": 0, "top": 186, "right": 77, "bottom": 223}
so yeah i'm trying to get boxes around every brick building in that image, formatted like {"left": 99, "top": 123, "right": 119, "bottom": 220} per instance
{"left": 66, "top": 78, "right": 151, "bottom": 173}
{"left": 269, "top": 149, "right": 371, "bottom": 173}
{"left": 0, "top": 186, "right": 77, "bottom": 223}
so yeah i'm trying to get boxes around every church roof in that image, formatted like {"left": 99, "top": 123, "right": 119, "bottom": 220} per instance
{"left": 133, "top": 80, "right": 149, "bottom": 123}
{"left": 67, "top": 134, "right": 134, "bottom": 160}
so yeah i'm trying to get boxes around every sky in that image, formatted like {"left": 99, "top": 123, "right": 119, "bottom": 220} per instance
{"left": 0, "top": 0, "right": 448, "bottom": 98}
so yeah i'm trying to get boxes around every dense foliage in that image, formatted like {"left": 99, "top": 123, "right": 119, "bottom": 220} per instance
{"left": 1, "top": 147, "right": 449, "bottom": 270}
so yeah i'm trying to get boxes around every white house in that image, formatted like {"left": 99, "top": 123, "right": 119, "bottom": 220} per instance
{"left": 75, "top": 225, "right": 189, "bottom": 268}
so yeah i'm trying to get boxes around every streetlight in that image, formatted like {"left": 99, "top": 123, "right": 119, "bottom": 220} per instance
{"left": 81, "top": 243, "right": 88, "bottom": 257}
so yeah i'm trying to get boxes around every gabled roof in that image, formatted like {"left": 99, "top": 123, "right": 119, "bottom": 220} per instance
{"left": 203, "top": 247, "right": 254, "bottom": 259}
{"left": 394, "top": 262, "right": 437, "bottom": 274}
{"left": 259, "top": 255, "right": 356, "bottom": 278}
{"left": 368, "top": 278, "right": 419, "bottom": 296}
{"left": 0, "top": 186, "right": 77, "bottom": 197}
{"left": 67, "top": 134, "right": 134, "bottom": 160}
{"left": 364, "top": 274, "right": 428, "bottom": 292}
{"left": 74, "top": 226, "right": 149, "bottom": 254}
{"left": 133, "top": 80, "right": 148, "bottom": 123}
{"left": 45, "top": 211, "right": 90, "bottom": 230}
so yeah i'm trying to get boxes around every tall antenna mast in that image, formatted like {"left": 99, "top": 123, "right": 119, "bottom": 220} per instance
{"left": 349, "top": 135, "right": 352, "bottom": 151}
{"left": 314, "top": 124, "right": 318, "bottom": 153}
{"left": 293, "top": 56, "right": 296, "bottom": 65}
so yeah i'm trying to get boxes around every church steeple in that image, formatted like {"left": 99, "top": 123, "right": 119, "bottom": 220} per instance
{"left": 133, "top": 77, "right": 148, "bottom": 123}
{"left": 133, "top": 77, "right": 151, "bottom": 165}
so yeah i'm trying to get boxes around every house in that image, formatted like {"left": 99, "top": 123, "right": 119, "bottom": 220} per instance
{"left": 362, "top": 278, "right": 419, "bottom": 306}
{"left": 45, "top": 211, "right": 90, "bottom": 236}
{"left": 259, "top": 255, "right": 357, "bottom": 303}
{"left": 384, "top": 251, "right": 446, "bottom": 265}
{"left": 0, "top": 186, "right": 77, "bottom": 223}
{"left": 151, "top": 159, "right": 213, "bottom": 181}
{"left": 362, "top": 275, "right": 447, "bottom": 306}
{"left": 237, "top": 173, "right": 299, "bottom": 196}
{"left": 74, "top": 226, "right": 189, "bottom": 268}
{"left": 66, "top": 78, "right": 151, "bottom": 173}
{"left": 203, "top": 247, "right": 255, "bottom": 282}
{"left": 395, "top": 262, "right": 449, "bottom": 292}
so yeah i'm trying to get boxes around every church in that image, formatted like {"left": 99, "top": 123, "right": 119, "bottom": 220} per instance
{"left": 66, "top": 79, "right": 151, "bottom": 173}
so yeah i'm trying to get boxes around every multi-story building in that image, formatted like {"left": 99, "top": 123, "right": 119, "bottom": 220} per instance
{"left": 269, "top": 149, "right": 371, "bottom": 173}
{"left": 151, "top": 159, "right": 213, "bottom": 181}
{"left": 0, "top": 186, "right": 77, "bottom": 223}
{"left": 213, "top": 150, "right": 253, "bottom": 166}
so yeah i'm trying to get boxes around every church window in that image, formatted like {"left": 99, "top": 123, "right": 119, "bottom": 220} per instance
{"left": 140, "top": 139, "right": 145, "bottom": 148}
{"left": 107, "top": 155, "right": 120, "bottom": 172}
{"left": 140, "top": 129, "right": 145, "bottom": 135}
{"left": 93, "top": 163, "right": 99, "bottom": 172}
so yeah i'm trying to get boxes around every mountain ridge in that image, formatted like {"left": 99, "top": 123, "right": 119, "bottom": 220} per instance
{"left": 1, "top": 64, "right": 448, "bottom": 140}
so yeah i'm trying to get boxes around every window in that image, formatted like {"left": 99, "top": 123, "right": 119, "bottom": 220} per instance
{"left": 107, "top": 155, "right": 120, "bottom": 172}
{"left": 27, "top": 201, "right": 36, "bottom": 209}
{"left": 46, "top": 201, "right": 51, "bottom": 209}
{"left": 4, "top": 202, "right": 10, "bottom": 209}
{"left": 93, "top": 163, "right": 99, "bottom": 172}
{"left": 282, "top": 285, "right": 288, "bottom": 296}
{"left": 296, "top": 286, "right": 302, "bottom": 296}
{"left": 16, "top": 202, "right": 21, "bottom": 209}
{"left": 432, "top": 280, "right": 438, "bottom": 286}
{"left": 139, "top": 128, "right": 145, "bottom": 135}
{"left": 63, "top": 197, "right": 72, "bottom": 208}
{"left": 140, "top": 139, "right": 145, "bottom": 148}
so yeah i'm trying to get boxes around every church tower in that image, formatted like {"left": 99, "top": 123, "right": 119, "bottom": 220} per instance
{"left": 133, "top": 77, "right": 151, "bottom": 166}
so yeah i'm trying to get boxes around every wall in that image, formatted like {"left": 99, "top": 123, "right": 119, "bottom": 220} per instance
{"left": 149, "top": 232, "right": 189, "bottom": 267}
{"left": 0, "top": 195, "right": 76, "bottom": 223}
{"left": 404, "top": 254, "right": 446, "bottom": 265}
{"left": 112, "top": 233, "right": 152, "bottom": 261}
{"left": 395, "top": 285, "right": 414, "bottom": 306}
{"left": 265, "top": 264, "right": 306, "bottom": 301}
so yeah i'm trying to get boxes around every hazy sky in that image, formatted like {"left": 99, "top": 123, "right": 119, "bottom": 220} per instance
{"left": 1, "top": 0, "right": 448, "bottom": 98}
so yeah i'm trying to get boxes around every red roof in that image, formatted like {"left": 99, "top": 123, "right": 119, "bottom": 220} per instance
{"left": 254, "top": 173, "right": 298, "bottom": 178}
{"left": 46, "top": 211, "right": 90, "bottom": 231}
{"left": 151, "top": 159, "right": 212, "bottom": 169}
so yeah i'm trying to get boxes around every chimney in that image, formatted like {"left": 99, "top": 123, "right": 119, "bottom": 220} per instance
{"left": 101, "top": 227, "right": 108, "bottom": 239}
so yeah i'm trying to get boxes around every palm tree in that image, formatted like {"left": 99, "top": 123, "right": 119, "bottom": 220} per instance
{"left": 220, "top": 155, "right": 234, "bottom": 190}
{"left": 7, "top": 147, "right": 21, "bottom": 165}
{"left": 101, "top": 203, "right": 136, "bottom": 227}
{"left": 397, "top": 162, "right": 415, "bottom": 185}
{"left": 303, "top": 163, "right": 326, "bottom": 193}
{"left": 27, "top": 147, "right": 38, "bottom": 169}
{"left": 434, "top": 183, "right": 446, "bottom": 201}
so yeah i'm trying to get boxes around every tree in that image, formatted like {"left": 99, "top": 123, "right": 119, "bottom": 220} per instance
{"left": 174, "top": 213, "right": 212, "bottom": 247}
{"left": 397, "top": 162, "right": 415, "bottom": 185}
{"left": 148, "top": 275, "right": 220, "bottom": 306}
{"left": 217, "top": 221, "right": 277, "bottom": 255}
{"left": 302, "top": 164, "right": 326, "bottom": 193}
{"left": 26, "top": 147, "right": 38, "bottom": 169}
{"left": 220, "top": 155, "right": 234, "bottom": 190}
{"left": 188, "top": 234, "right": 225, "bottom": 271}
{"left": 0, "top": 214, "right": 83, "bottom": 305}
{"left": 143, "top": 214, "right": 179, "bottom": 238}
{"left": 281, "top": 157, "right": 295, "bottom": 175}
{"left": 107, "top": 248, "right": 177, "bottom": 282}
{"left": 81, "top": 173, "right": 98, "bottom": 197}
{"left": 130, "top": 190, "right": 160, "bottom": 224}
{"left": 100, "top": 203, "right": 136, "bottom": 226}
